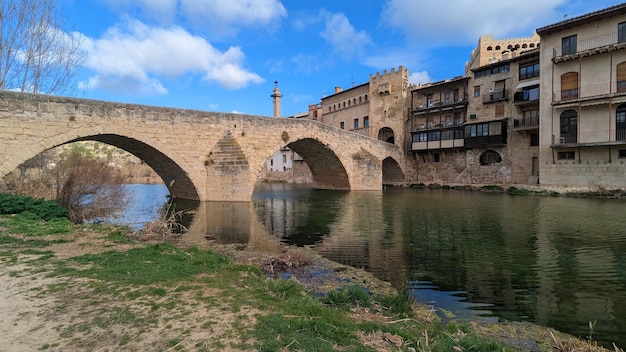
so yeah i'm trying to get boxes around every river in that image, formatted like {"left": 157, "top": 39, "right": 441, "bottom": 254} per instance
{"left": 120, "top": 183, "right": 626, "bottom": 348}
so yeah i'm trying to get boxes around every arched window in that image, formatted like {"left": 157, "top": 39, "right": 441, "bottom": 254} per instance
{"left": 560, "top": 110, "right": 578, "bottom": 144}
{"left": 522, "top": 44, "right": 528, "bottom": 48}
{"left": 507, "top": 44, "right": 513, "bottom": 49}
{"left": 495, "top": 45, "right": 501, "bottom": 50}
{"left": 617, "top": 62, "right": 626, "bottom": 92}
{"left": 530, "top": 43, "right": 535, "bottom": 48}
{"left": 617, "top": 104, "right": 626, "bottom": 140}
{"left": 479, "top": 150, "right": 502, "bottom": 165}
{"left": 378, "top": 127, "right": 395, "bottom": 144}
{"left": 487, "top": 46, "right": 493, "bottom": 51}
{"left": 353, "top": 98, "right": 356, "bottom": 105}
{"left": 561, "top": 72, "right": 578, "bottom": 100}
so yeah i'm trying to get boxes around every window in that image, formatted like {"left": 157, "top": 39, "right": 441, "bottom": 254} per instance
{"left": 617, "top": 104, "right": 626, "bottom": 140}
{"left": 619, "top": 149, "right": 626, "bottom": 158}
{"left": 474, "top": 85, "right": 481, "bottom": 97}
{"left": 561, "top": 72, "right": 578, "bottom": 100}
{"left": 560, "top": 110, "right": 578, "bottom": 144}
{"left": 444, "top": 91, "right": 452, "bottom": 104}
{"left": 530, "top": 133, "right": 539, "bottom": 146}
{"left": 617, "top": 62, "right": 626, "bottom": 92}
{"left": 428, "top": 131, "right": 441, "bottom": 141}
{"left": 282, "top": 155, "right": 287, "bottom": 163}
{"left": 353, "top": 118, "right": 359, "bottom": 129}
{"left": 479, "top": 150, "right": 502, "bottom": 165}
{"left": 340, "top": 121, "right": 345, "bottom": 129}
{"left": 562, "top": 35, "right": 577, "bottom": 55}
{"left": 465, "top": 122, "right": 503, "bottom": 138}
{"left": 427, "top": 94, "right": 434, "bottom": 107}
{"left": 432, "top": 153, "right": 440, "bottom": 162}
{"left": 619, "top": 22, "right": 626, "bottom": 43}
{"left": 521, "top": 86, "right": 540, "bottom": 101}
{"left": 519, "top": 63, "right": 540, "bottom": 80}
{"left": 558, "top": 151, "right": 575, "bottom": 160}
{"left": 475, "top": 63, "right": 509, "bottom": 78}
{"left": 495, "top": 104, "right": 505, "bottom": 117}
{"left": 363, "top": 116, "right": 369, "bottom": 127}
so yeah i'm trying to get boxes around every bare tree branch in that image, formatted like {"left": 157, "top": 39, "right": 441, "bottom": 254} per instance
{"left": 0, "top": 0, "right": 84, "bottom": 95}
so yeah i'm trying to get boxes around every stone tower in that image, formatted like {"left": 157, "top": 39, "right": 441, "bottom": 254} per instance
{"left": 271, "top": 81, "right": 283, "bottom": 118}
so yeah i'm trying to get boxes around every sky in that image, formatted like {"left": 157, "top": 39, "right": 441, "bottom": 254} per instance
{"left": 57, "top": 0, "right": 626, "bottom": 118}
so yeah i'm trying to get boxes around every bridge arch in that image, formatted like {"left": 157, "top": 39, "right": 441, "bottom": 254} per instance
{"left": 5, "top": 129, "right": 200, "bottom": 201}
{"left": 382, "top": 157, "right": 404, "bottom": 183}
{"left": 285, "top": 138, "right": 350, "bottom": 190}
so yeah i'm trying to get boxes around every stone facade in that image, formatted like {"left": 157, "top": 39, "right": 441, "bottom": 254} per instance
{"left": 0, "top": 91, "right": 405, "bottom": 202}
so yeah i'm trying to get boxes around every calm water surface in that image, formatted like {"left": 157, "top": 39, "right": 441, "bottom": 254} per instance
{"left": 123, "top": 183, "right": 626, "bottom": 347}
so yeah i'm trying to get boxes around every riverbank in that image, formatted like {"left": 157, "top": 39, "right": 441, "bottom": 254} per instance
{"left": 387, "top": 182, "right": 626, "bottom": 200}
{"left": 1, "top": 214, "right": 619, "bottom": 351}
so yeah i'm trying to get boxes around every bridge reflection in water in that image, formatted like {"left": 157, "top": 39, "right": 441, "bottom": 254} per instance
{"left": 141, "top": 183, "right": 626, "bottom": 348}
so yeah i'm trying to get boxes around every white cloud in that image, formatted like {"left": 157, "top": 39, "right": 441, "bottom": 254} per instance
{"left": 320, "top": 11, "right": 371, "bottom": 60}
{"left": 409, "top": 71, "right": 432, "bottom": 86}
{"left": 78, "top": 20, "right": 263, "bottom": 95}
{"left": 381, "top": 0, "right": 567, "bottom": 47}
{"left": 180, "top": 0, "right": 287, "bottom": 36}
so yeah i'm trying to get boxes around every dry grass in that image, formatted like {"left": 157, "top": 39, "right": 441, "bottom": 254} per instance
{"left": 131, "top": 204, "right": 187, "bottom": 241}
{"left": 550, "top": 329, "right": 624, "bottom": 352}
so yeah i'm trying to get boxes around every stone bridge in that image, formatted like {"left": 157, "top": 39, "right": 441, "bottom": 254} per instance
{"left": 0, "top": 91, "right": 406, "bottom": 201}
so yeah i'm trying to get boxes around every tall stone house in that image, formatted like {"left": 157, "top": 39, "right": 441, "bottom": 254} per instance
{"left": 536, "top": 3, "right": 626, "bottom": 189}
{"left": 408, "top": 34, "right": 540, "bottom": 185}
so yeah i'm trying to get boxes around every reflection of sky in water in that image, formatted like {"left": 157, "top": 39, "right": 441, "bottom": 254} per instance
{"left": 409, "top": 281, "right": 496, "bottom": 322}
{"left": 112, "top": 184, "right": 170, "bottom": 229}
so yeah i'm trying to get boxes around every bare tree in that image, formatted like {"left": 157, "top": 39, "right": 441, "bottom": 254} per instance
{"left": 0, "top": 0, "right": 84, "bottom": 94}
{"left": 55, "top": 148, "right": 129, "bottom": 224}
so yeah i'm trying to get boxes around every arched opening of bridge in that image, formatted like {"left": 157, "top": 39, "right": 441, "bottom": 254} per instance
{"left": 382, "top": 157, "right": 404, "bottom": 184}
{"left": 284, "top": 138, "right": 350, "bottom": 190}
{"left": 3, "top": 135, "right": 199, "bottom": 202}
{"left": 378, "top": 127, "right": 395, "bottom": 144}
{"left": 72, "top": 135, "right": 199, "bottom": 201}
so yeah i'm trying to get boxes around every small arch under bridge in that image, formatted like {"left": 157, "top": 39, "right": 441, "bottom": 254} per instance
{"left": 0, "top": 91, "right": 406, "bottom": 201}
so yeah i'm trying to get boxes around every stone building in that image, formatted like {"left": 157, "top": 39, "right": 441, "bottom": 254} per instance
{"left": 409, "top": 77, "right": 470, "bottom": 183}
{"left": 320, "top": 66, "right": 411, "bottom": 149}
{"left": 409, "top": 34, "right": 541, "bottom": 185}
{"left": 536, "top": 3, "right": 626, "bottom": 189}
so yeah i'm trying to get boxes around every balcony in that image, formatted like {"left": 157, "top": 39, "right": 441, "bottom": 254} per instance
{"left": 414, "top": 120, "right": 465, "bottom": 131}
{"left": 552, "top": 31, "right": 626, "bottom": 63}
{"left": 412, "top": 94, "right": 468, "bottom": 113}
{"left": 483, "top": 89, "right": 508, "bottom": 104}
{"left": 551, "top": 129, "right": 626, "bottom": 147}
{"left": 513, "top": 91, "right": 540, "bottom": 107}
{"left": 552, "top": 82, "right": 626, "bottom": 104}
{"left": 513, "top": 116, "right": 540, "bottom": 131}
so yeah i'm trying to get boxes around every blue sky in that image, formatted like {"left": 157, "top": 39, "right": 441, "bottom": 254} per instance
{"left": 59, "top": 0, "right": 625, "bottom": 117}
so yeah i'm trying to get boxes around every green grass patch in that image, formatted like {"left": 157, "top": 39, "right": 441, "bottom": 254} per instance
{"left": 105, "top": 229, "right": 133, "bottom": 244}
{"left": 322, "top": 285, "right": 373, "bottom": 310}
{"left": 52, "top": 243, "right": 230, "bottom": 285}
{"left": 1, "top": 214, "right": 72, "bottom": 236}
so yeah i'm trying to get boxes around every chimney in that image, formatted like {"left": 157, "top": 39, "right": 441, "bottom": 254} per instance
{"left": 334, "top": 86, "right": 342, "bottom": 94}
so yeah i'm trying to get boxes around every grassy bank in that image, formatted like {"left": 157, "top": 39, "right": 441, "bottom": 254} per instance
{"left": 0, "top": 212, "right": 618, "bottom": 351}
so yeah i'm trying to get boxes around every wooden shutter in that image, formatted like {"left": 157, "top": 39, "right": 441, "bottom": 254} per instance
{"left": 561, "top": 72, "right": 578, "bottom": 91}
{"left": 617, "top": 62, "right": 626, "bottom": 81}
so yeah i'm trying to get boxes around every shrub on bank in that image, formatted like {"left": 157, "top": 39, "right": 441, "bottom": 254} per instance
{"left": 0, "top": 193, "right": 69, "bottom": 221}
